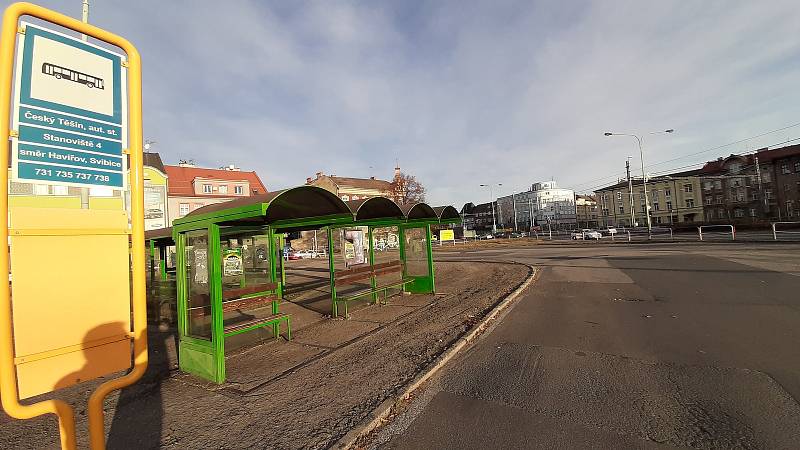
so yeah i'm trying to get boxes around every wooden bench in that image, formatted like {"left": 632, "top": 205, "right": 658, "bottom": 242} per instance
{"left": 333, "top": 260, "right": 413, "bottom": 317}
{"left": 189, "top": 283, "right": 291, "bottom": 339}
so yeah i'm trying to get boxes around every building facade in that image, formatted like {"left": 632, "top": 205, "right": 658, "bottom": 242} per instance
{"left": 496, "top": 181, "right": 577, "bottom": 230}
{"left": 165, "top": 162, "right": 267, "bottom": 222}
{"left": 575, "top": 195, "right": 599, "bottom": 228}
{"left": 306, "top": 168, "right": 397, "bottom": 202}
{"left": 595, "top": 172, "right": 705, "bottom": 227}
{"left": 698, "top": 145, "right": 800, "bottom": 223}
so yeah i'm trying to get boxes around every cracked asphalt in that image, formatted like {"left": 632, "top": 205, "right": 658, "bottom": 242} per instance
{"left": 374, "top": 242, "right": 800, "bottom": 449}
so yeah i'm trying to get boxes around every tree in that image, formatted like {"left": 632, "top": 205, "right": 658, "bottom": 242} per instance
{"left": 391, "top": 172, "right": 426, "bottom": 204}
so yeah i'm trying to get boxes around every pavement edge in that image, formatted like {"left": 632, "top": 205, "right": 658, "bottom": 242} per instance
{"left": 334, "top": 263, "right": 541, "bottom": 449}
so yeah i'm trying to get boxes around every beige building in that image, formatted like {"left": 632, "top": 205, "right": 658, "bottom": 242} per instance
{"left": 306, "top": 167, "right": 398, "bottom": 202}
{"left": 595, "top": 170, "right": 705, "bottom": 227}
{"left": 165, "top": 162, "right": 268, "bottom": 222}
{"left": 575, "top": 195, "right": 598, "bottom": 228}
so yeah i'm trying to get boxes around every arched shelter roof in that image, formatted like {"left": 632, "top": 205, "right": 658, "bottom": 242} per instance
{"left": 347, "top": 197, "right": 404, "bottom": 221}
{"left": 400, "top": 202, "right": 438, "bottom": 221}
{"left": 174, "top": 185, "right": 352, "bottom": 230}
{"left": 433, "top": 205, "right": 461, "bottom": 223}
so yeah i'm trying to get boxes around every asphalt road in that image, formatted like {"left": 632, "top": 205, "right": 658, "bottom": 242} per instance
{"left": 377, "top": 243, "right": 800, "bottom": 449}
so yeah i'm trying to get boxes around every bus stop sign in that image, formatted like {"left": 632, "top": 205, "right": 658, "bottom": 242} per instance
{"left": 12, "top": 22, "right": 126, "bottom": 189}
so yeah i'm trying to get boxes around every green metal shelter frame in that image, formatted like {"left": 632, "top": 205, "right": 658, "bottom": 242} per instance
{"left": 168, "top": 185, "right": 460, "bottom": 383}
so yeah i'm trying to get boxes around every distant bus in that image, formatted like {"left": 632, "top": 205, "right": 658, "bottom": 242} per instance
{"left": 41, "top": 62, "right": 104, "bottom": 90}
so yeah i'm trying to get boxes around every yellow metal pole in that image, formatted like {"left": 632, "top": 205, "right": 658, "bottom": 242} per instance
{"left": 0, "top": 3, "right": 147, "bottom": 450}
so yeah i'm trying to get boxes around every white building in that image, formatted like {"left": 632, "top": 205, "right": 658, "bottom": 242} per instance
{"left": 496, "top": 181, "right": 576, "bottom": 230}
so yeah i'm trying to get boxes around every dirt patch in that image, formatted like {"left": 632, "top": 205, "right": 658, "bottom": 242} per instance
{"left": 0, "top": 261, "right": 530, "bottom": 450}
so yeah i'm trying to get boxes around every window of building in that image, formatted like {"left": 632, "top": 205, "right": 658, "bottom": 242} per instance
{"left": 666, "top": 201, "right": 672, "bottom": 211}
{"left": 654, "top": 216, "right": 662, "bottom": 224}
{"left": 733, "top": 179, "right": 741, "bottom": 187}
{"left": 729, "top": 163, "right": 741, "bottom": 173}
{"left": 53, "top": 185, "right": 68, "bottom": 196}
{"left": 765, "top": 189, "right": 772, "bottom": 199}
{"left": 795, "top": 161, "right": 800, "bottom": 173}
{"left": 751, "top": 191, "right": 759, "bottom": 201}
{"left": 641, "top": 205, "right": 647, "bottom": 213}
{"left": 734, "top": 209, "right": 744, "bottom": 218}
{"left": 718, "top": 208, "right": 725, "bottom": 218}
{"left": 716, "top": 195, "right": 723, "bottom": 204}
{"left": 684, "top": 184, "right": 693, "bottom": 193}
{"left": 736, "top": 191, "right": 745, "bottom": 202}
{"left": 234, "top": 185, "right": 244, "bottom": 195}
{"left": 618, "top": 205, "right": 624, "bottom": 214}
{"left": 651, "top": 190, "right": 659, "bottom": 199}
{"left": 616, "top": 192, "right": 622, "bottom": 201}
{"left": 685, "top": 199, "right": 695, "bottom": 208}
{"left": 179, "top": 203, "right": 190, "bottom": 216}
{"left": 33, "top": 184, "right": 49, "bottom": 195}
{"left": 653, "top": 202, "right": 660, "bottom": 211}
{"left": 781, "top": 164, "right": 791, "bottom": 174}
{"left": 341, "top": 195, "right": 350, "bottom": 201}
{"left": 202, "top": 184, "right": 212, "bottom": 193}
{"left": 708, "top": 210, "right": 714, "bottom": 220}
{"left": 785, "top": 184, "right": 791, "bottom": 192}
{"left": 762, "top": 172, "right": 771, "bottom": 183}
{"left": 602, "top": 208, "right": 609, "bottom": 216}
{"left": 218, "top": 185, "right": 228, "bottom": 194}
{"left": 705, "top": 196, "right": 713, "bottom": 205}
{"left": 714, "top": 180, "right": 722, "bottom": 189}
{"left": 665, "top": 188, "right": 671, "bottom": 197}
{"left": 750, "top": 208, "right": 757, "bottom": 217}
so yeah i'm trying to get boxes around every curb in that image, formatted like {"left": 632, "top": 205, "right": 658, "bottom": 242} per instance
{"left": 334, "top": 264, "right": 540, "bottom": 449}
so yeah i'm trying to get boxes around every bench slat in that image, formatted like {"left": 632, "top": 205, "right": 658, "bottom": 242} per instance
{"left": 223, "top": 313, "right": 288, "bottom": 334}
{"left": 222, "top": 283, "right": 278, "bottom": 301}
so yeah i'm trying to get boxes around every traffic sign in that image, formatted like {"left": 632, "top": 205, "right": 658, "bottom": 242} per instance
{"left": 11, "top": 22, "right": 126, "bottom": 189}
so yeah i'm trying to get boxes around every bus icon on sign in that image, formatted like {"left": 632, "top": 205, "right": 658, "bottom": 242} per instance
{"left": 41, "top": 62, "right": 104, "bottom": 90}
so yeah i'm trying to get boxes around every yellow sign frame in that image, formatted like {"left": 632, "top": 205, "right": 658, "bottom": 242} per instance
{"left": 0, "top": 3, "right": 146, "bottom": 449}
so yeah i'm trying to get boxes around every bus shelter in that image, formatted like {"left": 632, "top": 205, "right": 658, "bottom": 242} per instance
{"left": 170, "top": 185, "right": 460, "bottom": 383}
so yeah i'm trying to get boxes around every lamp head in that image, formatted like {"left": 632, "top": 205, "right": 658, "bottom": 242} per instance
{"left": 604, "top": 132, "right": 613, "bottom": 136}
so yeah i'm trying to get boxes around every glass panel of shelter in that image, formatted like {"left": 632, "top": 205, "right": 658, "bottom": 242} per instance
{"left": 371, "top": 225, "right": 403, "bottom": 290}
{"left": 333, "top": 226, "right": 372, "bottom": 298}
{"left": 185, "top": 230, "right": 212, "bottom": 340}
{"left": 219, "top": 231, "right": 275, "bottom": 332}
{"left": 403, "top": 227, "right": 429, "bottom": 277}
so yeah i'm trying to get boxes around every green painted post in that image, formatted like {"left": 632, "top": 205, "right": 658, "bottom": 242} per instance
{"left": 426, "top": 224, "right": 436, "bottom": 293}
{"left": 175, "top": 233, "right": 187, "bottom": 338}
{"left": 328, "top": 227, "right": 337, "bottom": 317}
{"left": 148, "top": 239, "right": 156, "bottom": 285}
{"left": 398, "top": 225, "right": 407, "bottom": 290}
{"left": 369, "top": 226, "right": 377, "bottom": 304}
{"left": 159, "top": 245, "right": 167, "bottom": 280}
{"left": 209, "top": 224, "right": 226, "bottom": 383}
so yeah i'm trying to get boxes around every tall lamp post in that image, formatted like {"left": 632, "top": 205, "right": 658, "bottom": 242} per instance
{"left": 479, "top": 183, "right": 502, "bottom": 233}
{"left": 604, "top": 129, "right": 674, "bottom": 234}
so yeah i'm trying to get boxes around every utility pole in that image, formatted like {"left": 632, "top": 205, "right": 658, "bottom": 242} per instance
{"left": 528, "top": 197, "right": 534, "bottom": 232}
{"left": 627, "top": 157, "right": 635, "bottom": 227}
{"left": 512, "top": 192, "right": 518, "bottom": 232}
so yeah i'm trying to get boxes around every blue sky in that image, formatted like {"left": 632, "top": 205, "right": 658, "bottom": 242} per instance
{"left": 6, "top": 0, "right": 800, "bottom": 207}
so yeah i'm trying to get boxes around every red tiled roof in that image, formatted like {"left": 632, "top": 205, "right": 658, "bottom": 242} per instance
{"left": 164, "top": 165, "right": 268, "bottom": 197}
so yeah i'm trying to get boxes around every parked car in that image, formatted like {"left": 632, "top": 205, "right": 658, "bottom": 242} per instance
{"left": 294, "top": 250, "right": 315, "bottom": 259}
{"left": 479, "top": 233, "right": 494, "bottom": 240}
{"left": 570, "top": 230, "right": 585, "bottom": 240}
{"left": 583, "top": 229, "right": 602, "bottom": 240}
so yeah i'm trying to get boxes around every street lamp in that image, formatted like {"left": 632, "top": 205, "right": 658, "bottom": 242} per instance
{"left": 604, "top": 129, "right": 674, "bottom": 234}
{"left": 479, "top": 183, "right": 502, "bottom": 233}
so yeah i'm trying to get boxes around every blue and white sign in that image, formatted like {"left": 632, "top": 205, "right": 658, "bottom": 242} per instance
{"left": 12, "top": 22, "right": 127, "bottom": 189}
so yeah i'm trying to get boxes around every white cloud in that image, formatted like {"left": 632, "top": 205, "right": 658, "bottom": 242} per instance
{"left": 9, "top": 0, "right": 800, "bottom": 208}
